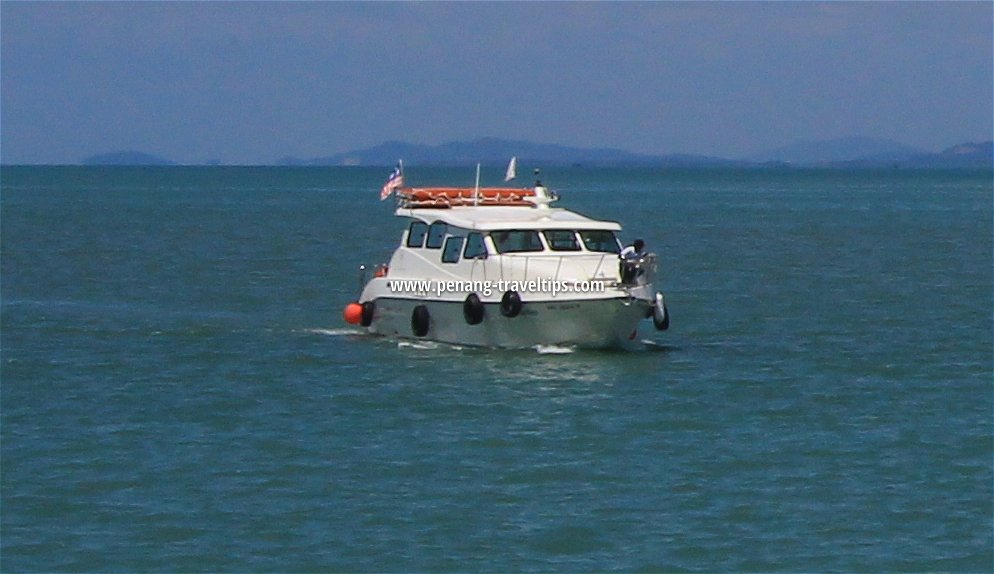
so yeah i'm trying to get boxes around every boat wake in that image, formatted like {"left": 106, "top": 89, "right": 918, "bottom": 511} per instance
{"left": 397, "top": 340, "right": 466, "bottom": 351}
{"left": 305, "top": 328, "right": 364, "bottom": 337}
{"left": 305, "top": 328, "right": 670, "bottom": 355}
{"left": 640, "top": 339, "right": 677, "bottom": 352}
{"left": 397, "top": 340, "right": 440, "bottom": 350}
{"left": 534, "top": 345, "right": 576, "bottom": 355}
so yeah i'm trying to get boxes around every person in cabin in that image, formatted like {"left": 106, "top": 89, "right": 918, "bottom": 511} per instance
{"left": 619, "top": 239, "right": 646, "bottom": 283}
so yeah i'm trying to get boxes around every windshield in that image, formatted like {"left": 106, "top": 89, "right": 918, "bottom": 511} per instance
{"left": 491, "top": 230, "right": 544, "bottom": 253}
{"left": 543, "top": 230, "right": 581, "bottom": 251}
{"left": 579, "top": 230, "right": 620, "bottom": 253}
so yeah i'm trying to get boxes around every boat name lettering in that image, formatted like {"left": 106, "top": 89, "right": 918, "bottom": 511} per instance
{"left": 546, "top": 303, "right": 581, "bottom": 311}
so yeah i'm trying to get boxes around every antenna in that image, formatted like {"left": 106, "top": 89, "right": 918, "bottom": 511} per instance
{"left": 357, "top": 264, "right": 367, "bottom": 297}
{"left": 473, "top": 163, "right": 481, "bottom": 207}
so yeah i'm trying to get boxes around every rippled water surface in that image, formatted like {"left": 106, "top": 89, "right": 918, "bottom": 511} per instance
{"left": 2, "top": 166, "right": 991, "bottom": 571}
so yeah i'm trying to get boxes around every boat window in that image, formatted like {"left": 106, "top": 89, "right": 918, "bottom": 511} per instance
{"left": 543, "top": 230, "right": 581, "bottom": 251}
{"left": 442, "top": 236, "right": 464, "bottom": 264}
{"left": 491, "top": 230, "right": 544, "bottom": 254}
{"left": 579, "top": 230, "right": 621, "bottom": 253}
{"left": 407, "top": 221, "right": 428, "bottom": 248}
{"left": 463, "top": 232, "right": 488, "bottom": 259}
{"left": 426, "top": 221, "right": 447, "bottom": 249}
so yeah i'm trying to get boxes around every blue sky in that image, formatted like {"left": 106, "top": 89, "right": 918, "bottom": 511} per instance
{"left": 2, "top": 2, "right": 991, "bottom": 165}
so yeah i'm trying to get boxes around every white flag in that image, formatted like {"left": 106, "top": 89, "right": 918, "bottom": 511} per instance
{"left": 504, "top": 156, "right": 517, "bottom": 182}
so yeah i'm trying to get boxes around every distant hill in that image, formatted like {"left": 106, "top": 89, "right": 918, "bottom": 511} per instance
{"left": 78, "top": 138, "right": 991, "bottom": 168}
{"left": 279, "top": 137, "right": 748, "bottom": 168}
{"left": 82, "top": 151, "right": 176, "bottom": 166}
{"left": 747, "top": 136, "right": 926, "bottom": 165}
{"left": 822, "top": 141, "right": 992, "bottom": 169}
{"left": 905, "top": 141, "right": 993, "bottom": 168}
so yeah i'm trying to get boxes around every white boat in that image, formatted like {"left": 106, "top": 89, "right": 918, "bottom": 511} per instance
{"left": 343, "top": 173, "right": 669, "bottom": 350}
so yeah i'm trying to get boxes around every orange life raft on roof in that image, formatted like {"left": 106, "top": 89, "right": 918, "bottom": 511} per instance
{"left": 397, "top": 187, "right": 536, "bottom": 208}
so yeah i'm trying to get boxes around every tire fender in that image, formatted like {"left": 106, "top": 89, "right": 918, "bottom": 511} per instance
{"left": 360, "top": 301, "right": 375, "bottom": 327}
{"left": 500, "top": 291, "right": 522, "bottom": 318}
{"left": 411, "top": 305, "right": 430, "bottom": 337}
{"left": 463, "top": 293, "right": 485, "bottom": 325}
{"left": 652, "top": 292, "right": 669, "bottom": 331}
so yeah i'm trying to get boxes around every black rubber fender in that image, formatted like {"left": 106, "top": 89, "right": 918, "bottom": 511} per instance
{"left": 653, "top": 302, "right": 670, "bottom": 331}
{"left": 360, "top": 301, "right": 375, "bottom": 327}
{"left": 411, "top": 304, "right": 430, "bottom": 337}
{"left": 463, "top": 293, "right": 485, "bottom": 325}
{"left": 500, "top": 290, "right": 522, "bottom": 318}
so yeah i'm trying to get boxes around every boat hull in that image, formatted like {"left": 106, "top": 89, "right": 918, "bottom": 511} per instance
{"left": 364, "top": 295, "right": 654, "bottom": 350}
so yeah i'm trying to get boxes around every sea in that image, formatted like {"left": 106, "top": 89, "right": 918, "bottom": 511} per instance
{"left": 2, "top": 165, "right": 991, "bottom": 572}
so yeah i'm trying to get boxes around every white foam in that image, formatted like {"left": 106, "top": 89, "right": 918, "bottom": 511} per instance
{"left": 534, "top": 345, "right": 576, "bottom": 355}
{"left": 397, "top": 340, "right": 440, "bottom": 350}
{"left": 640, "top": 339, "right": 674, "bottom": 352}
{"left": 305, "top": 328, "right": 363, "bottom": 336}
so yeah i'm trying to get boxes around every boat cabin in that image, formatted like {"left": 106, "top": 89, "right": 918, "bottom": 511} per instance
{"left": 403, "top": 221, "right": 621, "bottom": 263}
{"left": 396, "top": 202, "right": 623, "bottom": 266}
{"left": 383, "top": 186, "right": 632, "bottom": 286}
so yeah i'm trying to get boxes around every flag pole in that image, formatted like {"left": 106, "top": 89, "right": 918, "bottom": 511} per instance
{"left": 396, "top": 159, "right": 403, "bottom": 205}
{"left": 473, "top": 163, "right": 481, "bottom": 207}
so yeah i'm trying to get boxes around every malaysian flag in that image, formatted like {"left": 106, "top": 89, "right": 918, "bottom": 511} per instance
{"left": 380, "top": 161, "right": 404, "bottom": 200}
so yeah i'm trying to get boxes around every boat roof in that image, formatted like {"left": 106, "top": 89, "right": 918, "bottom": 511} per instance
{"left": 395, "top": 205, "right": 622, "bottom": 232}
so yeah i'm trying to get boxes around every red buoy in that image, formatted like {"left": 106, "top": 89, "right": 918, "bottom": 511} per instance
{"left": 343, "top": 302, "right": 363, "bottom": 325}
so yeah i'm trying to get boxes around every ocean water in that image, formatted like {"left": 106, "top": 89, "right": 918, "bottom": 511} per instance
{"left": 1, "top": 166, "right": 991, "bottom": 572}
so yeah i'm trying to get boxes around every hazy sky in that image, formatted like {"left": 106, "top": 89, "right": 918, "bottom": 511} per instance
{"left": 2, "top": 2, "right": 991, "bottom": 165}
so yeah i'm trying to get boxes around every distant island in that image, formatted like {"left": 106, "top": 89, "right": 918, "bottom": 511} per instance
{"left": 82, "top": 137, "right": 992, "bottom": 169}
{"left": 82, "top": 151, "right": 176, "bottom": 166}
{"left": 277, "top": 137, "right": 748, "bottom": 168}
